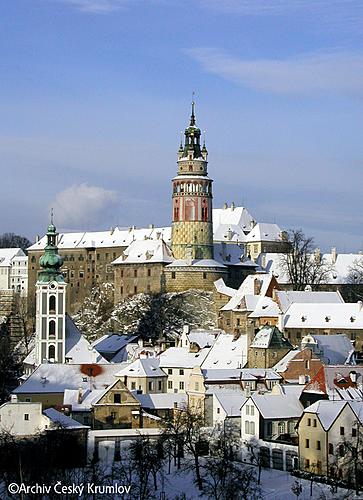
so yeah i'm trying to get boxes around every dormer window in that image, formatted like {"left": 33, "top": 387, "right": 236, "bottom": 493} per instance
{"left": 301, "top": 316, "right": 307, "bottom": 322}
{"left": 350, "top": 316, "right": 356, "bottom": 322}
{"left": 325, "top": 316, "right": 331, "bottom": 322}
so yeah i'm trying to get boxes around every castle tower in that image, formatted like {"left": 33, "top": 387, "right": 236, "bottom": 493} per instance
{"left": 171, "top": 101, "right": 214, "bottom": 260}
{"left": 35, "top": 220, "right": 67, "bottom": 364}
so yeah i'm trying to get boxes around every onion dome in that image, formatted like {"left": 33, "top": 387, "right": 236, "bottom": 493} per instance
{"left": 38, "top": 220, "right": 64, "bottom": 283}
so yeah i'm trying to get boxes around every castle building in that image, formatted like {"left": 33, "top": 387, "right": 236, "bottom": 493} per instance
{"left": 27, "top": 103, "right": 289, "bottom": 313}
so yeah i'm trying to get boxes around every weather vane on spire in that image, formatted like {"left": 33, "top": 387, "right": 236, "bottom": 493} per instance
{"left": 50, "top": 207, "right": 54, "bottom": 225}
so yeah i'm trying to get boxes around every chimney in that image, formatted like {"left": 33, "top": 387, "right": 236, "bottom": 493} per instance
{"left": 231, "top": 201, "right": 235, "bottom": 211}
{"left": 358, "top": 301, "right": 363, "bottom": 312}
{"left": 10, "top": 394, "right": 17, "bottom": 403}
{"left": 331, "top": 247, "right": 337, "bottom": 264}
{"left": 138, "top": 338, "right": 144, "bottom": 348}
{"left": 149, "top": 224, "right": 155, "bottom": 229}
{"left": 223, "top": 202, "right": 228, "bottom": 209}
{"left": 278, "top": 312, "right": 284, "bottom": 332}
{"left": 77, "top": 388, "right": 83, "bottom": 404}
{"left": 298, "top": 375, "right": 306, "bottom": 385}
{"left": 350, "top": 371, "right": 357, "bottom": 383}
{"left": 110, "top": 227, "right": 114, "bottom": 235}
{"left": 254, "top": 278, "right": 262, "bottom": 296}
{"left": 35, "top": 234, "right": 40, "bottom": 242}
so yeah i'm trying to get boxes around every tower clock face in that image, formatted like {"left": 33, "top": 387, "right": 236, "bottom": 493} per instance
{"left": 49, "top": 282, "right": 57, "bottom": 290}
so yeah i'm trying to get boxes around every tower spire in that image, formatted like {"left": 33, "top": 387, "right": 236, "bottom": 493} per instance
{"left": 190, "top": 92, "right": 196, "bottom": 126}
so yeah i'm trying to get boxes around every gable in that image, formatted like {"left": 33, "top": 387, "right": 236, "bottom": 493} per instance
{"left": 95, "top": 379, "right": 140, "bottom": 406}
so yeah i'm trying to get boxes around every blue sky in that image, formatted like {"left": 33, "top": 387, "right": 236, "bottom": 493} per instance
{"left": 1, "top": 0, "right": 363, "bottom": 251}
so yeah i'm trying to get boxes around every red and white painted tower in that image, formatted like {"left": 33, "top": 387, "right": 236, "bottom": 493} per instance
{"left": 171, "top": 102, "right": 214, "bottom": 260}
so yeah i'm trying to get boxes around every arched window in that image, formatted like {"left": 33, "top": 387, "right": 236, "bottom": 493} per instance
{"left": 49, "top": 295, "right": 56, "bottom": 314}
{"left": 49, "top": 320, "right": 56, "bottom": 337}
{"left": 48, "top": 345, "right": 55, "bottom": 360}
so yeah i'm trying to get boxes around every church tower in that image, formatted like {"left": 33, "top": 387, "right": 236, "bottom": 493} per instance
{"left": 35, "top": 220, "right": 67, "bottom": 364}
{"left": 171, "top": 101, "right": 214, "bottom": 260}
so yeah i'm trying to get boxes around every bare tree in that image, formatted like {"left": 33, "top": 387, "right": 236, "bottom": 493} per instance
{"left": 161, "top": 405, "right": 206, "bottom": 490}
{"left": 0, "top": 233, "right": 32, "bottom": 254}
{"left": 280, "top": 230, "right": 332, "bottom": 290}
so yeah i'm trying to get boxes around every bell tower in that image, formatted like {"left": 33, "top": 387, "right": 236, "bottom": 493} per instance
{"left": 35, "top": 219, "right": 67, "bottom": 364}
{"left": 171, "top": 101, "right": 214, "bottom": 260}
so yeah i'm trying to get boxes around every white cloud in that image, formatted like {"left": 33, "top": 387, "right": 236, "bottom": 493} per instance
{"left": 52, "top": 183, "right": 118, "bottom": 228}
{"left": 185, "top": 48, "right": 363, "bottom": 97}
{"left": 54, "top": 0, "right": 133, "bottom": 13}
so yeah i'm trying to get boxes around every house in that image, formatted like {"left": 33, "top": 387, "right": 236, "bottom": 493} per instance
{"left": 212, "top": 392, "right": 246, "bottom": 432}
{"left": 200, "top": 332, "right": 249, "bottom": 370}
{"left": 300, "top": 334, "right": 355, "bottom": 365}
{"left": 115, "top": 356, "right": 167, "bottom": 394}
{"left": 300, "top": 365, "right": 363, "bottom": 408}
{"left": 298, "top": 399, "right": 363, "bottom": 482}
{"left": 245, "top": 223, "right": 288, "bottom": 261}
{"left": 0, "top": 248, "right": 26, "bottom": 291}
{"left": 91, "top": 333, "right": 139, "bottom": 362}
{"left": 273, "top": 348, "right": 323, "bottom": 384}
{"left": 133, "top": 392, "right": 187, "bottom": 419}
{"left": 13, "top": 363, "right": 123, "bottom": 408}
{"left": 240, "top": 385, "right": 303, "bottom": 471}
{"left": 247, "top": 325, "right": 293, "bottom": 369}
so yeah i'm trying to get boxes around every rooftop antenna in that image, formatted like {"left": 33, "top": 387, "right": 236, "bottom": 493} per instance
{"left": 190, "top": 91, "right": 196, "bottom": 126}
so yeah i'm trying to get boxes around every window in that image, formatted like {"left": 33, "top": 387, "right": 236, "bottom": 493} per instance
{"left": 316, "top": 440, "right": 321, "bottom": 450}
{"left": 195, "top": 382, "right": 199, "bottom": 391}
{"left": 305, "top": 459, "right": 310, "bottom": 469}
{"left": 340, "top": 426, "right": 345, "bottom": 436}
{"left": 158, "top": 381, "right": 162, "bottom": 391}
{"left": 148, "top": 381, "right": 153, "bottom": 391}
{"left": 339, "top": 444, "right": 345, "bottom": 457}
{"left": 147, "top": 269, "right": 151, "bottom": 277}
{"left": 179, "top": 381, "right": 184, "bottom": 390}
{"left": 168, "top": 368, "right": 172, "bottom": 375}
{"left": 352, "top": 428, "right": 357, "bottom": 437}
{"left": 134, "top": 269, "right": 137, "bottom": 277}
{"left": 79, "top": 271, "right": 84, "bottom": 278}
{"left": 120, "top": 286, "right": 124, "bottom": 295}
{"left": 168, "top": 381, "right": 173, "bottom": 389}
{"left": 134, "top": 286, "right": 137, "bottom": 294}
{"left": 305, "top": 439, "right": 310, "bottom": 448}
{"left": 245, "top": 421, "right": 250, "bottom": 434}
{"left": 203, "top": 272, "right": 207, "bottom": 279}
{"left": 328, "top": 443, "right": 334, "bottom": 455}
{"left": 114, "top": 394, "right": 121, "bottom": 404}
{"left": 131, "top": 382, "right": 136, "bottom": 390}
{"left": 307, "top": 418, "right": 311, "bottom": 426}
{"left": 120, "top": 270, "right": 124, "bottom": 278}
{"left": 246, "top": 405, "right": 250, "bottom": 415}
{"left": 49, "top": 320, "right": 56, "bottom": 337}
{"left": 305, "top": 360, "right": 310, "bottom": 369}
{"left": 49, "top": 295, "right": 56, "bottom": 313}
{"left": 179, "top": 369, "right": 184, "bottom": 375}
{"left": 172, "top": 272, "right": 176, "bottom": 279}
{"left": 217, "top": 407, "right": 220, "bottom": 414}
{"left": 48, "top": 345, "right": 55, "bottom": 359}
{"left": 24, "top": 414, "right": 29, "bottom": 421}
{"left": 97, "top": 253, "right": 100, "bottom": 260}
{"left": 313, "top": 419, "right": 317, "bottom": 427}
{"left": 110, "top": 412, "right": 116, "bottom": 419}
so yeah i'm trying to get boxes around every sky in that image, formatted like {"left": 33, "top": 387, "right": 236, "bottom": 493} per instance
{"left": 1, "top": 0, "right": 363, "bottom": 252}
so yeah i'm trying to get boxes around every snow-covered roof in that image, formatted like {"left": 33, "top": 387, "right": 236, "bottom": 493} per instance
{"left": 28, "top": 226, "right": 173, "bottom": 251}
{"left": 63, "top": 388, "right": 108, "bottom": 411}
{"left": 248, "top": 296, "right": 281, "bottom": 318}
{"left": 214, "top": 392, "right": 246, "bottom": 417}
{"left": 187, "top": 329, "right": 219, "bottom": 349}
{"left": 166, "top": 259, "right": 227, "bottom": 269}
{"left": 273, "top": 349, "right": 301, "bottom": 373}
{"left": 43, "top": 407, "right": 89, "bottom": 429}
{"left": 203, "top": 368, "right": 282, "bottom": 383}
{"left": 301, "top": 334, "right": 355, "bottom": 365}
{"left": 212, "top": 206, "right": 255, "bottom": 242}
{"left": 248, "top": 389, "right": 304, "bottom": 419}
{"left": 112, "top": 238, "right": 173, "bottom": 265}
{"left": 221, "top": 273, "right": 273, "bottom": 312}
{"left": 275, "top": 290, "right": 344, "bottom": 313}
{"left": 250, "top": 325, "right": 292, "bottom": 349}
{"left": 115, "top": 358, "right": 166, "bottom": 378}
{"left": 283, "top": 303, "right": 363, "bottom": 330}
{"left": 257, "top": 252, "right": 363, "bottom": 285}
{"left": 0, "top": 248, "right": 25, "bottom": 267}
{"left": 134, "top": 393, "right": 187, "bottom": 410}
{"left": 213, "top": 278, "right": 236, "bottom": 297}
{"left": 303, "top": 365, "right": 363, "bottom": 400}
{"left": 65, "top": 316, "right": 108, "bottom": 364}
{"left": 246, "top": 223, "right": 283, "bottom": 243}
{"left": 304, "top": 400, "right": 363, "bottom": 431}
{"left": 92, "top": 334, "right": 138, "bottom": 354}
{"left": 201, "top": 333, "right": 248, "bottom": 369}
{"left": 13, "top": 363, "right": 123, "bottom": 394}
{"left": 158, "top": 347, "right": 210, "bottom": 369}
